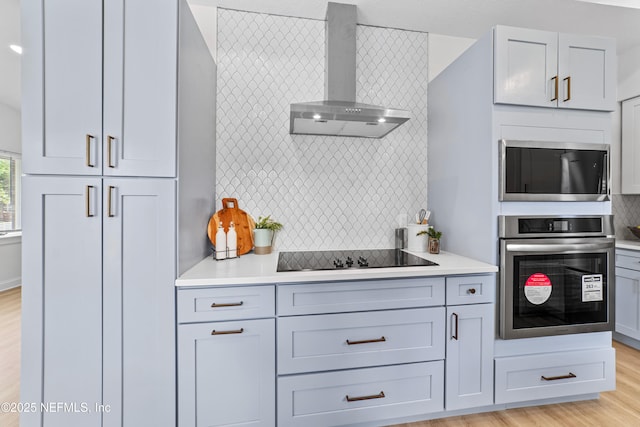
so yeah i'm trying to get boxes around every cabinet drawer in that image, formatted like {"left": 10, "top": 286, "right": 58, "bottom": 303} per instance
{"left": 277, "top": 277, "right": 445, "bottom": 316}
{"left": 177, "top": 286, "right": 275, "bottom": 323}
{"left": 278, "top": 307, "right": 445, "bottom": 374}
{"left": 616, "top": 253, "right": 640, "bottom": 271}
{"left": 495, "top": 347, "right": 615, "bottom": 404}
{"left": 446, "top": 274, "right": 495, "bottom": 305}
{"left": 277, "top": 361, "right": 444, "bottom": 427}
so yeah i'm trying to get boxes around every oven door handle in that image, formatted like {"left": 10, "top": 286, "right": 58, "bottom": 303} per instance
{"left": 505, "top": 241, "right": 613, "bottom": 253}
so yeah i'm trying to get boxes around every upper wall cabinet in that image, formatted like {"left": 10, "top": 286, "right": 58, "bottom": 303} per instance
{"left": 22, "top": 0, "right": 178, "bottom": 177}
{"left": 621, "top": 96, "right": 640, "bottom": 194}
{"left": 494, "top": 26, "right": 616, "bottom": 112}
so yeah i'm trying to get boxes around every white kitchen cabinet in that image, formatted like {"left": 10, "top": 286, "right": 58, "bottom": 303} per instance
{"left": 615, "top": 266, "right": 640, "bottom": 340}
{"left": 22, "top": 0, "right": 177, "bottom": 177}
{"left": 277, "top": 307, "right": 445, "bottom": 374}
{"left": 21, "top": 176, "right": 176, "bottom": 427}
{"left": 277, "top": 361, "right": 444, "bottom": 427}
{"left": 102, "top": 178, "right": 176, "bottom": 427}
{"left": 614, "top": 248, "right": 640, "bottom": 343}
{"left": 621, "top": 96, "right": 640, "bottom": 194}
{"left": 178, "top": 319, "right": 276, "bottom": 427}
{"left": 21, "top": 176, "right": 103, "bottom": 427}
{"left": 495, "top": 347, "right": 615, "bottom": 404}
{"left": 21, "top": 1, "right": 215, "bottom": 426}
{"left": 445, "top": 276, "right": 494, "bottom": 411}
{"left": 494, "top": 26, "right": 616, "bottom": 111}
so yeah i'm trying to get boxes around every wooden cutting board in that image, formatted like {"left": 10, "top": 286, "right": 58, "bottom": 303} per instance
{"left": 207, "top": 198, "right": 256, "bottom": 255}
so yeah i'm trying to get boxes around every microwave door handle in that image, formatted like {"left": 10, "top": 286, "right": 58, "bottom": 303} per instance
{"left": 603, "top": 153, "right": 609, "bottom": 195}
{"left": 506, "top": 241, "right": 614, "bottom": 253}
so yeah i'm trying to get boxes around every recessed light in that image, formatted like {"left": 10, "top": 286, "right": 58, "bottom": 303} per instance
{"left": 9, "top": 44, "right": 22, "bottom": 55}
{"left": 378, "top": 118, "right": 386, "bottom": 123}
{"left": 313, "top": 114, "right": 321, "bottom": 120}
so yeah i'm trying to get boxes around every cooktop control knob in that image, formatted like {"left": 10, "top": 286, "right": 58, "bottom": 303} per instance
{"left": 357, "top": 256, "right": 369, "bottom": 267}
{"left": 345, "top": 256, "right": 354, "bottom": 267}
{"left": 333, "top": 258, "right": 344, "bottom": 268}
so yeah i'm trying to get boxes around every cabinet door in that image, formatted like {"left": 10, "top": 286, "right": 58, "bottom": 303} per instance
{"left": 178, "top": 319, "right": 276, "bottom": 427}
{"left": 103, "top": 178, "right": 176, "bottom": 426}
{"left": 21, "top": 176, "right": 103, "bottom": 427}
{"left": 22, "top": 0, "right": 103, "bottom": 175}
{"left": 494, "top": 26, "right": 558, "bottom": 108}
{"left": 557, "top": 33, "right": 616, "bottom": 111}
{"left": 445, "top": 303, "right": 494, "bottom": 411}
{"left": 621, "top": 96, "right": 640, "bottom": 194}
{"left": 615, "top": 267, "right": 640, "bottom": 340}
{"left": 103, "top": 0, "right": 177, "bottom": 177}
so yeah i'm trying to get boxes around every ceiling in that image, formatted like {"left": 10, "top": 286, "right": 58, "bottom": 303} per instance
{"left": 2, "top": 0, "right": 640, "bottom": 112}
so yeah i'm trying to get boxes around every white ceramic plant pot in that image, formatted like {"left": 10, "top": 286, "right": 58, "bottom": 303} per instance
{"left": 254, "top": 229, "right": 274, "bottom": 255}
{"left": 407, "top": 223, "right": 430, "bottom": 252}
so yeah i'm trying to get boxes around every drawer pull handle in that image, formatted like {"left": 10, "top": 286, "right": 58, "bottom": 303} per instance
{"left": 346, "top": 391, "right": 385, "bottom": 402}
{"left": 346, "top": 336, "right": 386, "bottom": 345}
{"left": 211, "top": 301, "right": 244, "bottom": 308}
{"left": 541, "top": 372, "right": 576, "bottom": 381}
{"left": 467, "top": 288, "right": 476, "bottom": 294}
{"left": 211, "top": 328, "right": 244, "bottom": 335}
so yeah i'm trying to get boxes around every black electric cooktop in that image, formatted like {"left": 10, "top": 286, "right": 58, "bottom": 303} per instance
{"left": 276, "top": 249, "right": 438, "bottom": 272}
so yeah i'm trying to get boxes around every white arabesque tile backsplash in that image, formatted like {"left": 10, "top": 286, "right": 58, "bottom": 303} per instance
{"left": 613, "top": 195, "right": 640, "bottom": 241}
{"left": 216, "top": 8, "right": 428, "bottom": 250}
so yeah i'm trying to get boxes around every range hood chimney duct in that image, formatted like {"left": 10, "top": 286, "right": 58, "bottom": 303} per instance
{"left": 289, "top": 2, "right": 411, "bottom": 139}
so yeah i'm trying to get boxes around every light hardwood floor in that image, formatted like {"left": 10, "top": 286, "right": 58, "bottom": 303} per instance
{"left": 1, "top": 287, "right": 639, "bottom": 427}
{"left": 0, "top": 286, "right": 20, "bottom": 427}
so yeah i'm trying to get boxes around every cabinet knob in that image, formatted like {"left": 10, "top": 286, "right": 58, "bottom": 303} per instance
{"left": 467, "top": 288, "right": 476, "bottom": 295}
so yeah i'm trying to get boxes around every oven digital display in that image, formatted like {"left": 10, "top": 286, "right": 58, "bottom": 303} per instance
{"left": 553, "top": 220, "right": 569, "bottom": 231}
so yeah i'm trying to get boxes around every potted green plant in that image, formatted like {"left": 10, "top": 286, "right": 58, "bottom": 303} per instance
{"left": 417, "top": 227, "right": 442, "bottom": 254}
{"left": 253, "top": 215, "right": 283, "bottom": 255}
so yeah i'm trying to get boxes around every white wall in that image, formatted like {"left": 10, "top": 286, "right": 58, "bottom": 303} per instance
{"left": 0, "top": 234, "right": 21, "bottom": 291}
{"left": 0, "top": 102, "right": 21, "bottom": 153}
{"left": 0, "top": 102, "right": 21, "bottom": 291}
{"left": 428, "top": 33, "right": 476, "bottom": 82}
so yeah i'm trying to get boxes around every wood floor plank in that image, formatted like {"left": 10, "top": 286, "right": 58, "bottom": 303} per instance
{"left": 0, "top": 286, "right": 20, "bottom": 427}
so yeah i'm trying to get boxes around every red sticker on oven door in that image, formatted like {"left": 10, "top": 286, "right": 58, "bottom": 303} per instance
{"left": 524, "top": 273, "right": 552, "bottom": 305}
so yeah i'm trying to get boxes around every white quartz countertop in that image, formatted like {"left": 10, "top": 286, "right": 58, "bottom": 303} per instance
{"left": 175, "top": 250, "right": 498, "bottom": 287}
{"left": 617, "top": 239, "right": 640, "bottom": 251}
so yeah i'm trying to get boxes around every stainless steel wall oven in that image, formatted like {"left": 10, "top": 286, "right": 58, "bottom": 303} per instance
{"left": 499, "top": 215, "right": 615, "bottom": 339}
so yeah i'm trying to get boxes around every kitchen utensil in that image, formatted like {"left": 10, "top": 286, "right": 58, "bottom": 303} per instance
{"left": 207, "top": 198, "right": 256, "bottom": 255}
{"left": 418, "top": 209, "right": 427, "bottom": 224}
{"left": 395, "top": 228, "right": 407, "bottom": 249}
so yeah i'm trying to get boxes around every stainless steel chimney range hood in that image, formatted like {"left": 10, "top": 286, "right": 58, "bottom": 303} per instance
{"left": 289, "top": 2, "right": 411, "bottom": 139}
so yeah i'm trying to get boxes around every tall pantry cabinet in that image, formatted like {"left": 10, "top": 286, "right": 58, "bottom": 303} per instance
{"left": 20, "top": 1, "right": 216, "bottom": 426}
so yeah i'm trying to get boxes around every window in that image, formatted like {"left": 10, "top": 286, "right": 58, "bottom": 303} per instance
{"left": 0, "top": 151, "right": 21, "bottom": 233}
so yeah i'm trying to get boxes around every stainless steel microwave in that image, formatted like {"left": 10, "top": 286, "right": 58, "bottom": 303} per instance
{"left": 499, "top": 140, "right": 610, "bottom": 202}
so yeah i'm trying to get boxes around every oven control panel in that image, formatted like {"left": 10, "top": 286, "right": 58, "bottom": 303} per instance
{"left": 517, "top": 217, "right": 602, "bottom": 234}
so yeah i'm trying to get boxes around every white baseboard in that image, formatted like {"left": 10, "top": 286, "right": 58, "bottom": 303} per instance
{"left": 0, "top": 278, "right": 21, "bottom": 292}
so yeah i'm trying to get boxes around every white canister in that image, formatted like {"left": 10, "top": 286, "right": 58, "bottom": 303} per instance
{"left": 407, "top": 223, "right": 431, "bottom": 252}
